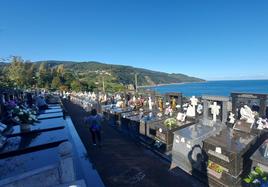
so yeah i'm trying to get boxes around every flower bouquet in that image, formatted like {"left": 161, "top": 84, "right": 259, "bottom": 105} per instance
{"left": 11, "top": 106, "right": 39, "bottom": 131}
{"left": 244, "top": 166, "right": 268, "bottom": 187}
{"left": 164, "top": 118, "right": 177, "bottom": 129}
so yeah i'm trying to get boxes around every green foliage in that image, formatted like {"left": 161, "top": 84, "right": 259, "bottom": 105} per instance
{"left": 244, "top": 166, "right": 268, "bottom": 185}
{"left": 164, "top": 118, "right": 177, "bottom": 128}
{"left": 70, "top": 80, "right": 82, "bottom": 92}
{"left": 51, "top": 76, "right": 62, "bottom": 90}
{"left": 0, "top": 58, "right": 204, "bottom": 92}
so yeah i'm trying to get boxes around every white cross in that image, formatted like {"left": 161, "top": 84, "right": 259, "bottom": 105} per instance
{"left": 189, "top": 96, "right": 198, "bottom": 116}
{"left": 190, "top": 96, "right": 198, "bottom": 106}
{"left": 148, "top": 97, "right": 153, "bottom": 111}
{"left": 210, "top": 102, "right": 220, "bottom": 122}
{"left": 228, "top": 112, "right": 235, "bottom": 124}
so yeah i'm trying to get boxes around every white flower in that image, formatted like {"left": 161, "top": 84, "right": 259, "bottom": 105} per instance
{"left": 19, "top": 112, "right": 23, "bottom": 115}
{"left": 28, "top": 118, "right": 32, "bottom": 121}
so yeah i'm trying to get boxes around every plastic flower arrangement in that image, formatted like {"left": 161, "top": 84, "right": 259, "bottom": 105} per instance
{"left": 164, "top": 118, "right": 177, "bottom": 128}
{"left": 244, "top": 166, "right": 268, "bottom": 187}
{"left": 12, "top": 106, "right": 38, "bottom": 124}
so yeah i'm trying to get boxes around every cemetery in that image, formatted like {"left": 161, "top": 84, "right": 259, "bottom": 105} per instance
{"left": 1, "top": 88, "right": 268, "bottom": 187}
{"left": 67, "top": 90, "right": 268, "bottom": 187}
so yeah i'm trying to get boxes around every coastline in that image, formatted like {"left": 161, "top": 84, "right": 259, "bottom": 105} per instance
{"left": 138, "top": 81, "right": 206, "bottom": 88}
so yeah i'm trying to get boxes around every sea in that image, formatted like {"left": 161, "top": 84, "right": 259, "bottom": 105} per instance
{"left": 146, "top": 80, "right": 268, "bottom": 97}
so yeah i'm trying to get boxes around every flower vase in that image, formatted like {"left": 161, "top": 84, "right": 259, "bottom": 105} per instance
{"left": 20, "top": 123, "right": 31, "bottom": 132}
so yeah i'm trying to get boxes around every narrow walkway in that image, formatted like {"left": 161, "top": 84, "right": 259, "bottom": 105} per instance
{"left": 63, "top": 100, "right": 205, "bottom": 187}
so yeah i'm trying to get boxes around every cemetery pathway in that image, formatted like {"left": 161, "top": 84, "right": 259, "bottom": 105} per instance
{"left": 63, "top": 100, "right": 206, "bottom": 187}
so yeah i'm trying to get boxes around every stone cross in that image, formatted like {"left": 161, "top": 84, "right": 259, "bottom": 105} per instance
{"left": 229, "top": 112, "right": 235, "bottom": 124}
{"left": 190, "top": 96, "right": 198, "bottom": 116}
{"left": 210, "top": 102, "right": 221, "bottom": 122}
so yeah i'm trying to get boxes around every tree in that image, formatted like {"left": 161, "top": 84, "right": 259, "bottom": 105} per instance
{"left": 7, "top": 56, "right": 27, "bottom": 88}
{"left": 70, "top": 80, "right": 82, "bottom": 92}
{"left": 37, "top": 62, "right": 52, "bottom": 88}
{"left": 24, "top": 62, "right": 36, "bottom": 88}
{"left": 56, "top": 64, "right": 64, "bottom": 77}
{"left": 62, "top": 71, "right": 75, "bottom": 87}
{"left": 51, "top": 76, "right": 62, "bottom": 90}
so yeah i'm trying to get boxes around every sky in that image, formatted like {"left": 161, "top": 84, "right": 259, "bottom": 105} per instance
{"left": 0, "top": 0, "right": 268, "bottom": 80}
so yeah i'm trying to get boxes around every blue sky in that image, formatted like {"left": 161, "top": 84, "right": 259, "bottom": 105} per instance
{"left": 0, "top": 0, "right": 268, "bottom": 80}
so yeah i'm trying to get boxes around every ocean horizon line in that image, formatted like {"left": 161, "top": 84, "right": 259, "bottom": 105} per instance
{"left": 139, "top": 79, "right": 268, "bottom": 89}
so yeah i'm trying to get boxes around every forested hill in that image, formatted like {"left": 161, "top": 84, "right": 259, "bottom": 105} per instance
{"left": 34, "top": 60, "right": 205, "bottom": 86}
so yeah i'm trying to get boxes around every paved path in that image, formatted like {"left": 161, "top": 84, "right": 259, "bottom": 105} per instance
{"left": 63, "top": 100, "right": 206, "bottom": 187}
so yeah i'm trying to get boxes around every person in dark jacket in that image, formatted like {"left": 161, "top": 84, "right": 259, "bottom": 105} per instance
{"left": 85, "top": 109, "right": 102, "bottom": 146}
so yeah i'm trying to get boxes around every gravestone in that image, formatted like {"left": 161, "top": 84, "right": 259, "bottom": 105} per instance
{"left": 203, "top": 128, "right": 257, "bottom": 177}
{"left": 0, "top": 128, "right": 68, "bottom": 159}
{"left": 165, "top": 92, "right": 182, "bottom": 112}
{"left": 201, "top": 93, "right": 267, "bottom": 186}
{"left": 171, "top": 95, "right": 229, "bottom": 174}
{"left": 120, "top": 110, "right": 143, "bottom": 134}
{"left": 139, "top": 112, "right": 166, "bottom": 145}
{"left": 231, "top": 92, "right": 268, "bottom": 140}
{"left": 186, "top": 96, "right": 200, "bottom": 119}
{"left": 251, "top": 139, "right": 268, "bottom": 173}
{"left": 147, "top": 118, "right": 195, "bottom": 154}
{"left": 231, "top": 92, "right": 267, "bottom": 119}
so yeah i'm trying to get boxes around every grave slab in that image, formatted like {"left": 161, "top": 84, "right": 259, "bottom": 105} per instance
{"left": 37, "top": 112, "right": 64, "bottom": 120}
{"left": 0, "top": 128, "right": 68, "bottom": 159}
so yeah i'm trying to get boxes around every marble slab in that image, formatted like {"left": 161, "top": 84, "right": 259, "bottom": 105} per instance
{"left": 0, "top": 128, "right": 68, "bottom": 159}
{"left": 8, "top": 118, "right": 66, "bottom": 137}
{"left": 40, "top": 108, "right": 63, "bottom": 114}
{"left": 37, "top": 112, "right": 64, "bottom": 120}
{"left": 0, "top": 147, "right": 59, "bottom": 180}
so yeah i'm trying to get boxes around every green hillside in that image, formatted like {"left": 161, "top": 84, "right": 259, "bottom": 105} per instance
{"left": 0, "top": 59, "right": 204, "bottom": 92}
{"left": 35, "top": 60, "right": 205, "bottom": 86}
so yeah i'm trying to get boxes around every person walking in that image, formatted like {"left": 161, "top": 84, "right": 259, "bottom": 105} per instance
{"left": 85, "top": 109, "right": 102, "bottom": 146}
